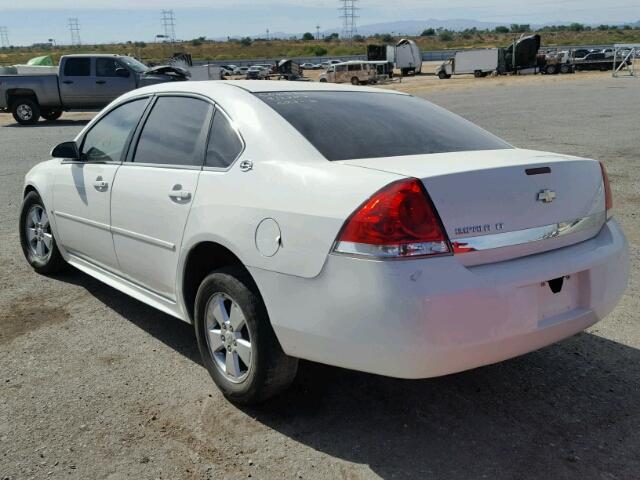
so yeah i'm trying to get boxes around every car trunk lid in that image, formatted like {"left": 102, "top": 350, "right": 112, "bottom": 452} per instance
{"left": 340, "top": 149, "right": 606, "bottom": 265}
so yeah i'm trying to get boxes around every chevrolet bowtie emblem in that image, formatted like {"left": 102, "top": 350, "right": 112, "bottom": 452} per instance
{"left": 537, "top": 189, "right": 556, "bottom": 203}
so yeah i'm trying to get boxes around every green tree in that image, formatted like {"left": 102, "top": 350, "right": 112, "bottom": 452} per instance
{"left": 302, "top": 32, "right": 314, "bottom": 41}
{"left": 494, "top": 26, "right": 509, "bottom": 33}
{"left": 421, "top": 28, "right": 435, "bottom": 36}
{"left": 352, "top": 34, "right": 365, "bottom": 42}
{"left": 438, "top": 30, "right": 453, "bottom": 41}
{"left": 239, "top": 37, "right": 252, "bottom": 47}
{"left": 381, "top": 33, "right": 393, "bottom": 43}
{"left": 568, "top": 23, "right": 585, "bottom": 32}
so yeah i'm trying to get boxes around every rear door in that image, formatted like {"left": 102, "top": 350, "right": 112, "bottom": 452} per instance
{"left": 59, "top": 57, "right": 97, "bottom": 107}
{"left": 109, "top": 95, "right": 213, "bottom": 300}
{"left": 94, "top": 57, "right": 136, "bottom": 106}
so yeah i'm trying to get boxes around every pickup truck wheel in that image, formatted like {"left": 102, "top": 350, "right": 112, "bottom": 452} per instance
{"left": 474, "top": 70, "right": 483, "bottom": 78}
{"left": 19, "top": 191, "right": 66, "bottom": 274}
{"left": 437, "top": 71, "right": 449, "bottom": 79}
{"left": 194, "top": 266, "right": 298, "bottom": 404}
{"left": 11, "top": 98, "right": 40, "bottom": 125}
{"left": 42, "top": 109, "right": 63, "bottom": 121}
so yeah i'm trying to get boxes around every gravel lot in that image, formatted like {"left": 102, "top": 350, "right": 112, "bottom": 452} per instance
{"left": 1, "top": 73, "right": 639, "bottom": 480}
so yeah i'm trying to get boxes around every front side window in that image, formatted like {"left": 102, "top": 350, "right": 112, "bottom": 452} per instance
{"left": 256, "top": 91, "right": 511, "bottom": 161}
{"left": 133, "top": 96, "right": 211, "bottom": 166}
{"left": 81, "top": 98, "right": 148, "bottom": 162}
{"left": 205, "top": 110, "right": 243, "bottom": 168}
{"left": 64, "top": 58, "right": 91, "bottom": 76}
{"left": 96, "top": 58, "right": 122, "bottom": 77}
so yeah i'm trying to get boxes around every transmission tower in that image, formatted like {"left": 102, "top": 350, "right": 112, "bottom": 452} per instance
{"left": 161, "top": 10, "right": 176, "bottom": 43}
{"left": 316, "top": 25, "right": 321, "bottom": 40}
{"left": 68, "top": 18, "right": 81, "bottom": 46}
{"left": 338, "top": 0, "right": 358, "bottom": 40}
{"left": 0, "top": 27, "right": 9, "bottom": 48}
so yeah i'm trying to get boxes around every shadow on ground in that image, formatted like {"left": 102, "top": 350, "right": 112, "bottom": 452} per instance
{"left": 57, "top": 268, "right": 640, "bottom": 480}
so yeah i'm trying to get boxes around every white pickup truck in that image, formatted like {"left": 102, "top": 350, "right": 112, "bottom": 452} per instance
{"left": 0, "top": 54, "right": 189, "bottom": 125}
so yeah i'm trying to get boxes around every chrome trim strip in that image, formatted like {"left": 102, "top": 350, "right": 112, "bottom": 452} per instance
{"left": 54, "top": 210, "right": 175, "bottom": 251}
{"left": 110, "top": 226, "right": 176, "bottom": 251}
{"left": 452, "top": 211, "right": 606, "bottom": 253}
{"left": 53, "top": 210, "right": 110, "bottom": 232}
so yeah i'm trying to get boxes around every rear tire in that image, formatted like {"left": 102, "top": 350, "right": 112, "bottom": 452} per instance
{"left": 474, "top": 70, "right": 482, "bottom": 78}
{"left": 11, "top": 98, "right": 40, "bottom": 125}
{"left": 545, "top": 64, "right": 557, "bottom": 75}
{"left": 42, "top": 109, "right": 63, "bottom": 121}
{"left": 559, "top": 64, "right": 571, "bottom": 74}
{"left": 194, "top": 266, "right": 298, "bottom": 404}
{"left": 438, "top": 71, "right": 450, "bottom": 79}
{"left": 19, "top": 191, "right": 67, "bottom": 274}
{"left": 350, "top": 76, "right": 360, "bottom": 85}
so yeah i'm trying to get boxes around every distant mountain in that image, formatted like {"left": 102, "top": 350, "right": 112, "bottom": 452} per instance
{"left": 222, "top": 18, "right": 640, "bottom": 41}
{"left": 340, "top": 19, "right": 508, "bottom": 36}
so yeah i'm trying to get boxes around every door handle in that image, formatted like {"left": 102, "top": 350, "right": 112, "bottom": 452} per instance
{"left": 96, "top": 80, "right": 106, "bottom": 84}
{"left": 62, "top": 80, "right": 74, "bottom": 84}
{"left": 93, "top": 177, "right": 108, "bottom": 191}
{"left": 169, "top": 190, "right": 191, "bottom": 201}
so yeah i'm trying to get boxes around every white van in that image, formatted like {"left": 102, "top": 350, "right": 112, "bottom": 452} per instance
{"left": 319, "top": 61, "right": 377, "bottom": 85}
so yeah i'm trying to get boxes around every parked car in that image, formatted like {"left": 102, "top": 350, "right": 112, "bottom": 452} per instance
{"left": 234, "top": 66, "right": 249, "bottom": 75}
{"left": 0, "top": 54, "right": 189, "bottom": 125}
{"left": 245, "top": 66, "right": 267, "bottom": 80}
{"left": 299, "top": 63, "right": 317, "bottom": 70}
{"left": 19, "top": 81, "right": 629, "bottom": 404}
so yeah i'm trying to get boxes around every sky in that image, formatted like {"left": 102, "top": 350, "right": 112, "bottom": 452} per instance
{"left": 0, "top": 0, "right": 639, "bottom": 46}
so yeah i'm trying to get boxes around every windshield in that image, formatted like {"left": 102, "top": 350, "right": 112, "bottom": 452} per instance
{"left": 119, "top": 56, "right": 148, "bottom": 73}
{"left": 255, "top": 91, "right": 511, "bottom": 161}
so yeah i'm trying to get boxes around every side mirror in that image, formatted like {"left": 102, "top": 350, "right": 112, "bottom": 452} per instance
{"left": 115, "top": 67, "right": 130, "bottom": 78}
{"left": 51, "top": 141, "right": 80, "bottom": 160}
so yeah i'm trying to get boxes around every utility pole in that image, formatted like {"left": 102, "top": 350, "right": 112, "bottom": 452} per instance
{"left": 338, "top": 0, "right": 358, "bottom": 41}
{"left": 0, "top": 27, "right": 9, "bottom": 48}
{"left": 266, "top": 28, "right": 270, "bottom": 40}
{"left": 316, "top": 25, "right": 321, "bottom": 40}
{"left": 161, "top": 10, "right": 176, "bottom": 43}
{"left": 68, "top": 18, "right": 81, "bottom": 46}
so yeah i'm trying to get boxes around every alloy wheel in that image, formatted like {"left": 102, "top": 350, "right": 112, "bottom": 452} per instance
{"left": 25, "top": 205, "right": 52, "bottom": 261}
{"left": 204, "top": 293, "right": 253, "bottom": 382}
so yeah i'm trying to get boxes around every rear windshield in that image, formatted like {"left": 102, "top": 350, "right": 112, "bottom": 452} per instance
{"left": 255, "top": 91, "right": 511, "bottom": 161}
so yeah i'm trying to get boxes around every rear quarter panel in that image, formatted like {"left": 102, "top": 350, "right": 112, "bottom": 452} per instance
{"left": 1, "top": 75, "right": 62, "bottom": 108}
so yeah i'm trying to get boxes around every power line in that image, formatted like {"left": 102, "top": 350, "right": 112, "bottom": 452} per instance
{"left": 338, "top": 0, "right": 359, "bottom": 41}
{"left": 68, "top": 18, "right": 81, "bottom": 46}
{"left": 161, "top": 9, "right": 176, "bottom": 43}
{"left": 0, "top": 27, "right": 9, "bottom": 48}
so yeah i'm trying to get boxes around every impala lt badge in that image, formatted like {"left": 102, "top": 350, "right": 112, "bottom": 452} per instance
{"left": 537, "top": 189, "right": 556, "bottom": 203}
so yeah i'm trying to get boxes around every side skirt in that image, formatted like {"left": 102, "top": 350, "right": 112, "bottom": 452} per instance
{"left": 67, "top": 253, "right": 189, "bottom": 323}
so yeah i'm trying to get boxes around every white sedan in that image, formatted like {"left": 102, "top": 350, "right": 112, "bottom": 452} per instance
{"left": 20, "top": 81, "right": 629, "bottom": 404}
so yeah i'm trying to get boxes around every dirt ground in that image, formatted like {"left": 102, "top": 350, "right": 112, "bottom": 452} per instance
{"left": 1, "top": 70, "right": 639, "bottom": 480}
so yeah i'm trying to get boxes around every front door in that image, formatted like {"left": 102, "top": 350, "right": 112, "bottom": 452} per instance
{"left": 52, "top": 97, "right": 150, "bottom": 271}
{"left": 58, "top": 57, "right": 98, "bottom": 108}
{"left": 110, "top": 95, "right": 212, "bottom": 299}
{"left": 94, "top": 58, "right": 136, "bottom": 106}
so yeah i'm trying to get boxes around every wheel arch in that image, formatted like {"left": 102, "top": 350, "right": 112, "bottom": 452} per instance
{"left": 180, "top": 240, "right": 260, "bottom": 323}
{"left": 7, "top": 88, "right": 39, "bottom": 106}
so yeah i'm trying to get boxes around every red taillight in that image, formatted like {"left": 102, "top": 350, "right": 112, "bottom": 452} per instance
{"left": 333, "top": 178, "right": 451, "bottom": 258}
{"left": 599, "top": 160, "right": 613, "bottom": 215}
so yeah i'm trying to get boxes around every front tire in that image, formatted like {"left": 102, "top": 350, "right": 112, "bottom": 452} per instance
{"left": 11, "top": 98, "right": 40, "bottom": 125}
{"left": 350, "top": 76, "right": 360, "bottom": 85}
{"left": 194, "top": 266, "right": 298, "bottom": 404}
{"left": 19, "top": 191, "right": 66, "bottom": 274}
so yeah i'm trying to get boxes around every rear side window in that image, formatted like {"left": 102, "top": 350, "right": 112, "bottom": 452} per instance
{"left": 205, "top": 111, "right": 243, "bottom": 168}
{"left": 64, "top": 58, "right": 91, "bottom": 76}
{"left": 133, "top": 96, "right": 211, "bottom": 166}
{"left": 256, "top": 91, "right": 511, "bottom": 161}
{"left": 81, "top": 98, "right": 148, "bottom": 162}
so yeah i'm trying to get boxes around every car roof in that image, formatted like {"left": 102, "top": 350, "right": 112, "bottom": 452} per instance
{"left": 63, "top": 53, "right": 127, "bottom": 58}
{"left": 124, "top": 80, "right": 408, "bottom": 98}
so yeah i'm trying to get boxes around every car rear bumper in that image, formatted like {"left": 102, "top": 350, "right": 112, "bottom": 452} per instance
{"left": 249, "top": 219, "right": 629, "bottom": 379}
